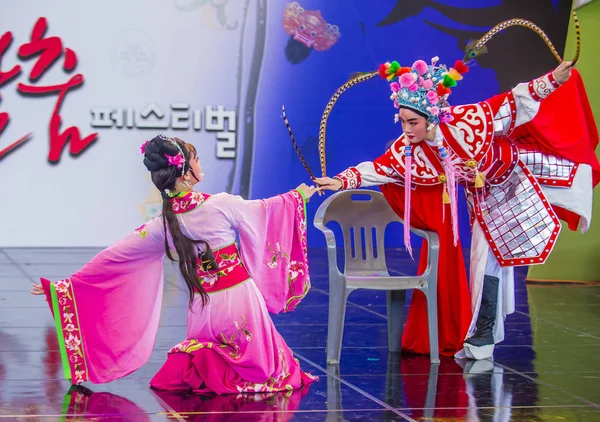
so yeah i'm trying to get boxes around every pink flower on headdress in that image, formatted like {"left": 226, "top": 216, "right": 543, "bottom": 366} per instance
{"left": 399, "top": 72, "right": 416, "bottom": 88}
{"left": 423, "top": 79, "right": 433, "bottom": 90}
{"left": 165, "top": 153, "right": 185, "bottom": 169}
{"left": 417, "top": 76, "right": 424, "bottom": 86}
{"left": 429, "top": 106, "right": 440, "bottom": 116}
{"left": 393, "top": 100, "right": 399, "bottom": 109}
{"left": 426, "top": 91, "right": 439, "bottom": 105}
{"left": 390, "top": 82, "right": 400, "bottom": 92}
{"left": 439, "top": 110, "right": 454, "bottom": 123}
{"left": 140, "top": 140, "right": 150, "bottom": 155}
{"left": 412, "top": 60, "right": 428, "bottom": 75}
{"left": 409, "top": 84, "right": 419, "bottom": 92}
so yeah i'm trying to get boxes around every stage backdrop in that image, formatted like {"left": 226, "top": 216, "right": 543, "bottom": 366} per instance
{"left": 0, "top": 0, "right": 572, "bottom": 247}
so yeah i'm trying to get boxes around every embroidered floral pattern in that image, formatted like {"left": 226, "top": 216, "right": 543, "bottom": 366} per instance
{"left": 169, "top": 315, "right": 253, "bottom": 362}
{"left": 195, "top": 244, "right": 250, "bottom": 294}
{"left": 52, "top": 278, "right": 88, "bottom": 384}
{"left": 284, "top": 260, "right": 311, "bottom": 312}
{"left": 198, "top": 268, "right": 233, "bottom": 287}
{"left": 55, "top": 279, "right": 70, "bottom": 294}
{"left": 218, "top": 332, "right": 241, "bottom": 359}
{"left": 218, "top": 253, "right": 238, "bottom": 268}
{"left": 267, "top": 242, "right": 290, "bottom": 269}
{"left": 236, "top": 379, "right": 295, "bottom": 394}
{"left": 134, "top": 223, "right": 147, "bottom": 238}
{"left": 275, "top": 347, "right": 291, "bottom": 384}
{"left": 169, "top": 339, "right": 213, "bottom": 354}
{"left": 234, "top": 315, "right": 253, "bottom": 342}
{"left": 166, "top": 328, "right": 317, "bottom": 394}
{"left": 215, "top": 315, "right": 255, "bottom": 359}
{"left": 199, "top": 273, "right": 219, "bottom": 287}
{"left": 236, "top": 347, "right": 292, "bottom": 393}
{"left": 283, "top": 190, "right": 311, "bottom": 313}
{"left": 288, "top": 261, "right": 305, "bottom": 281}
{"left": 171, "top": 192, "right": 211, "bottom": 214}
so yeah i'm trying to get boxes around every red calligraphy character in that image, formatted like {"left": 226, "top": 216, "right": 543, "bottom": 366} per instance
{"left": 17, "top": 17, "right": 76, "bottom": 81}
{"left": 0, "top": 31, "right": 31, "bottom": 160}
{"left": 19, "top": 74, "right": 97, "bottom": 162}
{"left": 16, "top": 17, "right": 96, "bottom": 163}
{"left": 0, "top": 95, "right": 31, "bottom": 160}
{"left": 0, "top": 31, "right": 21, "bottom": 86}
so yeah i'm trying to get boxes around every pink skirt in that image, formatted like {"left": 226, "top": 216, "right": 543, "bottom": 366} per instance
{"left": 150, "top": 279, "right": 317, "bottom": 395}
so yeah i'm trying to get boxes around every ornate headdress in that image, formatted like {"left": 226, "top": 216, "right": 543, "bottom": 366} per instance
{"left": 313, "top": 12, "right": 579, "bottom": 178}
{"left": 380, "top": 57, "right": 469, "bottom": 125}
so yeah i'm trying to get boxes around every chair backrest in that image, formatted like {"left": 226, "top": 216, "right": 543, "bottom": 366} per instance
{"left": 314, "top": 190, "right": 403, "bottom": 275}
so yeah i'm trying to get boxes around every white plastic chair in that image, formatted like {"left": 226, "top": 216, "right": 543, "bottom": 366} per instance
{"left": 314, "top": 189, "right": 440, "bottom": 364}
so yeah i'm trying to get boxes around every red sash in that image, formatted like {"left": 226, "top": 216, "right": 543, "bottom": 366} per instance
{"left": 195, "top": 243, "right": 250, "bottom": 294}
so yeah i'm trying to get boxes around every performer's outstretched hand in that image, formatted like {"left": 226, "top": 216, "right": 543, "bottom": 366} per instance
{"left": 314, "top": 177, "right": 342, "bottom": 192}
{"left": 554, "top": 61, "right": 574, "bottom": 85}
{"left": 296, "top": 183, "right": 322, "bottom": 202}
{"left": 30, "top": 283, "right": 44, "bottom": 295}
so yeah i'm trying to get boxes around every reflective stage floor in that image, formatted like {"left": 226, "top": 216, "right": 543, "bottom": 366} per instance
{"left": 1, "top": 247, "right": 600, "bottom": 421}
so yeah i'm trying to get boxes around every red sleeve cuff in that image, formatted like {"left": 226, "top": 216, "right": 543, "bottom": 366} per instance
{"left": 548, "top": 71, "right": 561, "bottom": 88}
{"left": 335, "top": 167, "right": 362, "bottom": 190}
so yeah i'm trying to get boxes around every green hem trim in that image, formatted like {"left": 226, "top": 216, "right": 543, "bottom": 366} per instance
{"left": 50, "top": 283, "right": 72, "bottom": 381}
{"left": 59, "top": 388, "right": 73, "bottom": 421}
{"left": 295, "top": 188, "right": 308, "bottom": 221}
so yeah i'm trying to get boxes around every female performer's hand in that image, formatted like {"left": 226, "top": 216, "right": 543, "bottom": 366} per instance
{"left": 296, "top": 183, "right": 321, "bottom": 202}
{"left": 30, "top": 283, "right": 44, "bottom": 295}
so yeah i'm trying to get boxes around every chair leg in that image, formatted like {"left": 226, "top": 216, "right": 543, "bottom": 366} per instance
{"left": 384, "top": 351, "right": 402, "bottom": 407}
{"left": 326, "top": 364, "right": 342, "bottom": 413}
{"left": 327, "top": 279, "right": 349, "bottom": 364}
{"left": 386, "top": 290, "right": 406, "bottom": 352}
{"left": 424, "top": 287, "right": 440, "bottom": 364}
{"left": 423, "top": 362, "right": 440, "bottom": 419}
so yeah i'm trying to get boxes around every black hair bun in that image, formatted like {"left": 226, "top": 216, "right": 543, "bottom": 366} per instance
{"left": 142, "top": 139, "right": 169, "bottom": 171}
{"left": 142, "top": 135, "right": 189, "bottom": 173}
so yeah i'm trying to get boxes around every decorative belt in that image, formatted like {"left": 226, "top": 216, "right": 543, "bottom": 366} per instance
{"left": 194, "top": 243, "right": 249, "bottom": 294}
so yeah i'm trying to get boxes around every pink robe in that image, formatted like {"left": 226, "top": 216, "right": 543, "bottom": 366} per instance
{"left": 40, "top": 189, "right": 318, "bottom": 394}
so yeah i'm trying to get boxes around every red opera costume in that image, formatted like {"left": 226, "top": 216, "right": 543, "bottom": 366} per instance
{"left": 329, "top": 53, "right": 598, "bottom": 359}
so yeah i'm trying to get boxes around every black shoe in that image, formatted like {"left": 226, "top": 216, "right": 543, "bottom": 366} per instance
{"left": 464, "top": 275, "right": 499, "bottom": 359}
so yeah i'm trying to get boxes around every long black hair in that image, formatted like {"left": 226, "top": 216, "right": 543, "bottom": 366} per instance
{"left": 142, "top": 135, "right": 217, "bottom": 307}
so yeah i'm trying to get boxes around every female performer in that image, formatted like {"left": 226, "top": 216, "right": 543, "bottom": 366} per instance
{"left": 31, "top": 134, "right": 320, "bottom": 394}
